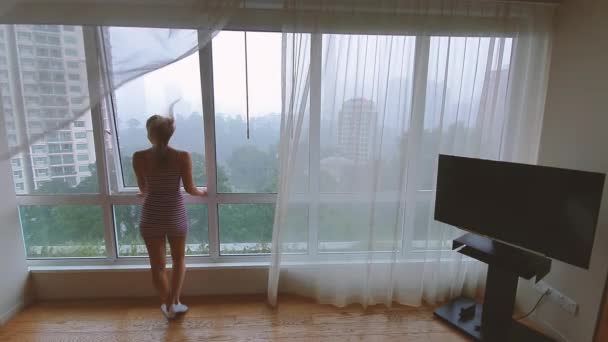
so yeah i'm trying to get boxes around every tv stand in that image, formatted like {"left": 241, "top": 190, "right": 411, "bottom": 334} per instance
{"left": 434, "top": 233, "right": 553, "bottom": 341}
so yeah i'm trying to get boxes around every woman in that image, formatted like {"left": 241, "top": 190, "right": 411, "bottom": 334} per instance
{"left": 133, "top": 114, "right": 207, "bottom": 320}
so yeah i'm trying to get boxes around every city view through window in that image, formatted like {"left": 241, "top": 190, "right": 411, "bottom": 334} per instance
{"left": 2, "top": 25, "right": 95, "bottom": 195}
{"left": 1, "top": 25, "right": 512, "bottom": 259}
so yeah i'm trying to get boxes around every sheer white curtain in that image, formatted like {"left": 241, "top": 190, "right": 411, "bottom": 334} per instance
{"left": 269, "top": 0, "right": 555, "bottom": 307}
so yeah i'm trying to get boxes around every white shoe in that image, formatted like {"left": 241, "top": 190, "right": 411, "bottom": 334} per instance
{"left": 161, "top": 304, "right": 176, "bottom": 320}
{"left": 172, "top": 302, "right": 189, "bottom": 314}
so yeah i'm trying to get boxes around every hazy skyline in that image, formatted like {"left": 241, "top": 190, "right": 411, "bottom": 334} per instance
{"left": 111, "top": 28, "right": 513, "bottom": 133}
{"left": 113, "top": 29, "right": 282, "bottom": 125}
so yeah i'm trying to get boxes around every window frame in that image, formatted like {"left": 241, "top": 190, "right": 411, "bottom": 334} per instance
{"left": 16, "top": 25, "right": 464, "bottom": 268}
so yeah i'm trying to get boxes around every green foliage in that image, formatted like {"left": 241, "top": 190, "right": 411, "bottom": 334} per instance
{"left": 113, "top": 204, "right": 210, "bottom": 257}
{"left": 226, "top": 145, "right": 278, "bottom": 193}
{"left": 20, "top": 205, "right": 105, "bottom": 258}
{"left": 114, "top": 204, "right": 143, "bottom": 250}
{"left": 218, "top": 204, "right": 274, "bottom": 245}
{"left": 22, "top": 138, "right": 282, "bottom": 257}
{"left": 21, "top": 164, "right": 105, "bottom": 258}
{"left": 120, "top": 152, "right": 231, "bottom": 192}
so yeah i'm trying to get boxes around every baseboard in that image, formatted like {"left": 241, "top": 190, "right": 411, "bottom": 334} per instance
{"left": 534, "top": 317, "right": 572, "bottom": 342}
{"left": 0, "top": 300, "right": 25, "bottom": 326}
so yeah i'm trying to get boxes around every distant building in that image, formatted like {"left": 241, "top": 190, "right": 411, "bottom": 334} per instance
{"left": 0, "top": 24, "right": 94, "bottom": 193}
{"left": 337, "top": 98, "right": 377, "bottom": 162}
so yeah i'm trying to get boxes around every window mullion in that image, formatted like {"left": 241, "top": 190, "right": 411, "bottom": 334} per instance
{"left": 97, "top": 28, "right": 125, "bottom": 195}
{"left": 83, "top": 26, "right": 117, "bottom": 261}
{"left": 309, "top": 33, "right": 322, "bottom": 257}
{"left": 199, "top": 35, "right": 220, "bottom": 260}
{"left": 216, "top": 193, "right": 276, "bottom": 204}
{"left": 16, "top": 194, "right": 103, "bottom": 206}
{"left": 402, "top": 36, "right": 430, "bottom": 258}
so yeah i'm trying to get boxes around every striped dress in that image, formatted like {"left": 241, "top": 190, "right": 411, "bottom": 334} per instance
{"left": 139, "top": 169, "right": 189, "bottom": 239}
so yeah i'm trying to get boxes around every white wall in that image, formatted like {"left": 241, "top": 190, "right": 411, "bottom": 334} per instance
{"left": 516, "top": 0, "right": 608, "bottom": 341}
{"left": 0, "top": 146, "right": 31, "bottom": 324}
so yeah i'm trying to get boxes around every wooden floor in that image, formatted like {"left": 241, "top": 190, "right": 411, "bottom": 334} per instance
{"left": 0, "top": 295, "right": 469, "bottom": 342}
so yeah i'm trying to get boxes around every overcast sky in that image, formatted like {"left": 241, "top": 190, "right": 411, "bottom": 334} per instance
{"left": 110, "top": 27, "right": 512, "bottom": 128}
{"left": 113, "top": 29, "right": 282, "bottom": 124}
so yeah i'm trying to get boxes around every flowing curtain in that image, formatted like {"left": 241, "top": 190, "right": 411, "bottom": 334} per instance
{"left": 0, "top": 0, "right": 241, "bottom": 161}
{"left": 269, "top": 0, "right": 555, "bottom": 307}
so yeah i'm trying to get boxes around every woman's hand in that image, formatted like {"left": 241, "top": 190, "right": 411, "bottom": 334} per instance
{"left": 197, "top": 187, "right": 208, "bottom": 197}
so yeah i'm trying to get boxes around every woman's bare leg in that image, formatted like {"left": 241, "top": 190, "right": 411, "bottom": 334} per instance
{"left": 168, "top": 236, "right": 187, "bottom": 305}
{"left": 144, "top": 237, "right": 171, "bottom": 308}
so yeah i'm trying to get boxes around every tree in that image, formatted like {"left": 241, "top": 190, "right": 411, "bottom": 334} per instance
{"left": 21, "top": 164, "right": 105, "bottom": 257}
{"left": 226, "top": 145, "right": 277, "bottom": 193}
{"left": 114, "top": 205, "right": 143, "bottom": 255}
{"left": 218, "top": 203, "right": 274, "bottom": 252}
{"left": 190, "top": 152, "right": 207, "bottom": 185}
{"left": 121, "top": 156, "right": 137, "bottom": 187}
{"left": 126, "top": 118, "right": 142, "bottom": 129}
{"left": 120, "top": 152, "right": 230, "bottom": 191}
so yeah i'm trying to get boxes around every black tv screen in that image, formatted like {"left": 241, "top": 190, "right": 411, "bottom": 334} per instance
{"left": 434, "top": 154, "right": 605, "bottom": 269}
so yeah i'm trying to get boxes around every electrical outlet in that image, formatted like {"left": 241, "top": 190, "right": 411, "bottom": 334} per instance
{"left": 533, "top": 281, "right": 578, "bottom": 316}
{"left": 533, "top": 280, "right": 551, "bottom": 294}
{"left": 554, "top": 291, "right": 578, "bottom": 315}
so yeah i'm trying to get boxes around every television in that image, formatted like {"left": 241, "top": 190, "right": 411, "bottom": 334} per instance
{"left": 434, "top": 154, "right": 605, "bottom": 269}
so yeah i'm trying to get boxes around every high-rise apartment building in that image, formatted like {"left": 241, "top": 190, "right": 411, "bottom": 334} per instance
{"left": 0, "top": 24, "right": 94, "bottom": 194}
{"left": 337, "top": 98, "right": 377, "bottom": 162}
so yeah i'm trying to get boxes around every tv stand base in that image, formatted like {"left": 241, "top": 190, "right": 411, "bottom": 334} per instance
{"left": 434, "top": 297, "right": 554, "bottom": 341}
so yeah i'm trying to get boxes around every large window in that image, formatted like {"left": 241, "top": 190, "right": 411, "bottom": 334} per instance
{"left": 108, "top": 27, "right": 206, "bottom": 189}
{"left": 211, "top": 31, "right": 288, "bottom": 254}
{"left": 1, "top": 23, "right": 511, "bottom": 265}
{"left": 212, "top": 31, "right": 282, "bottom": 194}
{"left": 106, "top": 28, "right": 286, "bottom": 259}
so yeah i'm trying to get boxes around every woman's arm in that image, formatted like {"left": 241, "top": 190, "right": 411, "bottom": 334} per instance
{"left": 132, "top": 151, "right": 147, "bottom": 195}
{"left": 180, "top": 152, "right": 208, "bottom": 196}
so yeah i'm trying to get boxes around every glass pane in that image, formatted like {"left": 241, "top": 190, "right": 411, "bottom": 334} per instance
{"left": 113, "top": 204, "right": 209, "bottom": 257}
{"left": 318, "top": 203, "right": 402, "bottom": 252}
{"left": 1, "top": 25, "right": 98, "bottom": 194}
{"left": 320, "top": 34, "right": 416, "bottom": 194}
{"left": 410, "top": 197, "right": 452, "bottom": 251}
{"left": 218, "top": 203, "right": 309, "bottom": 255}
{"left": 426, "top": 36, "right": 513, "bottom": 163}
{"left": 106, "top": 27, "right": 205, "bottom": 189}
{"left": 281, "top": 205, "right": 309, "bottom": 253}
{"left": 218, "top": 203, "right": 273, "bottom": 254}
{"left": 19, "top": 205, "right": 105, "bottom": 258}
{"left": 411, "top": 199, "right": 431, "bottom": 250}
{"left": 212, "top": 31, "right": 282, "bottom": 193}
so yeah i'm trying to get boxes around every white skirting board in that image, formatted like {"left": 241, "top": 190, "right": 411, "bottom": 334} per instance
{"left": 534, "top": 317, "right": 572, "bottom": 342}
{"left": 0, "top": 300, "right": 25, "bottom": 326}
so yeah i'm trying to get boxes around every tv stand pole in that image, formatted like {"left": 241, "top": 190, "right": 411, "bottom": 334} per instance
{"left": 434, "top": 233, "right": 553, "bottom": 342}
